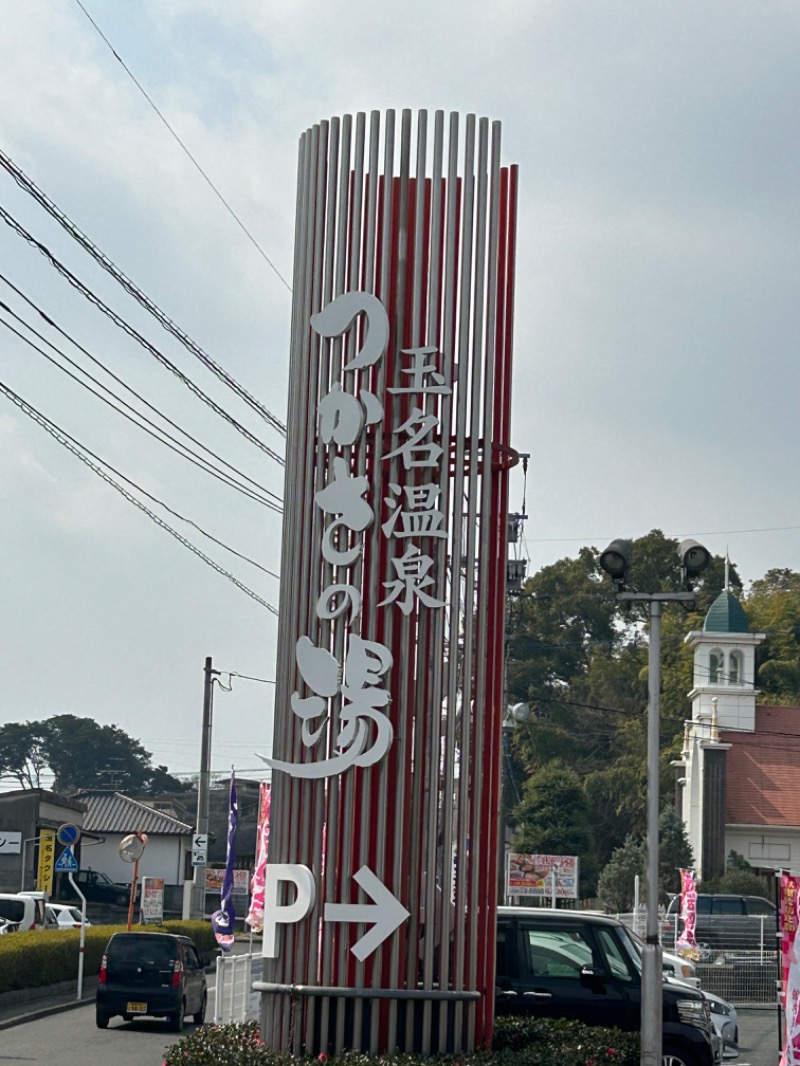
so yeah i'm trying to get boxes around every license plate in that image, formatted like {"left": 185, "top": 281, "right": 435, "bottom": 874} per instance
{"left": 126, "top": 1001, "right": 147, "bottom": 1013}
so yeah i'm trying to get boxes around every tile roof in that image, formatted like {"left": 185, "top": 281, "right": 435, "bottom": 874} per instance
{"left": 80, "top": 791, "right": 193, "bottom": 835}
{"left": 722, "top": 705, "right": 800, "bottom": 827}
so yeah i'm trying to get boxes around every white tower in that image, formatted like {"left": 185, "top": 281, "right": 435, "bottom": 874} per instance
{"left": 678, "top": 588, "right": 764, "bottom": 880}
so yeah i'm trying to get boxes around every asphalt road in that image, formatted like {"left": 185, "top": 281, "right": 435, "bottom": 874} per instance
{"left": 0, "top": 993, "right": 213, "bottom": 1066}
{"left": 735, "top": 1008, "right": 783, "bottom": 1066}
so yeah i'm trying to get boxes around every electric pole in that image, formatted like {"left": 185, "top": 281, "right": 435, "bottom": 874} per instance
{"left": 191, "top": 656, "right": 218, "bottom": 920}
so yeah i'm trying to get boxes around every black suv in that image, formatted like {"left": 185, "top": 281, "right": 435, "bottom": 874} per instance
{"left": 496, "top": 907, "right": 715, "bottom": 1066}
{"left": 59, "top": 869, "right": 134, "bottom": 907}
{"left": 96, "top": 931, "right": 207, "bottom": 1031}
{"left": 664, "top": 893, "right": 777, "bottom": 953}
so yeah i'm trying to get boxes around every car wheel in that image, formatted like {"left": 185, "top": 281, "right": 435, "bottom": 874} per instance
{"left": 192, "top": 991, "right": 207, "bottom": 1025}
{"left": 115, "top": 892, "right": 128, "bottom": 907}
{"left": 169, "top": 999, "right": 185, "bottom": 1033}
{"left": 95, "top": 1008, "right": 110, "bottom": 1030}
{"left": 662, "top": 1045, "right": 700, "bottom": 1066}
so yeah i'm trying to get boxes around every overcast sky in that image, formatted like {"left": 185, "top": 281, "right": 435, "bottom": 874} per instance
{"left": 1, "top": 1, "right": 798, "bottom": 789}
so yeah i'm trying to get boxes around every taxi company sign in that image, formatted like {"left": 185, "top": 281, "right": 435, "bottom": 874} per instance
{"left": 263, "top": 109, "right": 518, "bottom": 1057}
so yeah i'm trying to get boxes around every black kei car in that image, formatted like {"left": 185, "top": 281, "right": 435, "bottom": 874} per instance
{"left": 96, "top": 931, "right": 207, "bottom": 1032}
{"left": 495, "top": 907, "right": 716, "bottom": 1066}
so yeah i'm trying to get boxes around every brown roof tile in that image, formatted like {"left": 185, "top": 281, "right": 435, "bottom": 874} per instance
{"left": 721, "top": 705, "right": 800, "bottom": 827}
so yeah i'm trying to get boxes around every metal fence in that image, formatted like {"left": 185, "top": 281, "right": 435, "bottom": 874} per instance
{"left": 616, "top": 911, "right": 780, "bottom": 1007}
{"left": 214, "top": 952, "right": 262, "bottom": 1025}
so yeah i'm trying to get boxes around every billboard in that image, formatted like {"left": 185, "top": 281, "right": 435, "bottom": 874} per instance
{"left": 262, "top": 109, "right": 518, "bottom": 1056}
{"left": 507, "top": 853, "right": 579, "bottom": 898}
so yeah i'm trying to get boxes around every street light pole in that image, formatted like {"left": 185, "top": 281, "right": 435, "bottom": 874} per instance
{"left": 599, "top": 537, "right": 710, "bottom": 1066}
{"left": 617, "top": 588, "right": 697, "bottom": 1066}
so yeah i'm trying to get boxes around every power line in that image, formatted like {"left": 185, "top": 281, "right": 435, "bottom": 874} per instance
{"left": 70, "top": 0, "right": 292, "bottom": 294}
{"left": 525, "top": 524, "right": 800, "bottom": 544}
{"left": 0, "top": 203, "right": 285, "bottom": 465}
{"left": 0, "top": 147, "right": 287, "bottom": 435}
{"left": 0, "top": 377, "right": 280, "bottom": 613}
{"left": 0, "top": 299, "right": 282, "bottom": 511}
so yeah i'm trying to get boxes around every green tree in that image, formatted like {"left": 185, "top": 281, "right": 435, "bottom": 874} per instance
{"left": 597, "top": 835, "right": 647, "bottom": 912}
{"left": 746, "top": 569, "right": 800, "bottom": 704}
{"left": 511, "top": 761, "right": 596, "bottom": 892}
{"left": 505, "top": 530, "right": 738, "bottom": 874}
{"left": 658, "top": 806, "right": 694, "bottom": 898}
{"left": 0, "top": 714, "right": 186, "bottom": 794}
{"left": 0, "top": 721, "right": 47, "bottom": 789}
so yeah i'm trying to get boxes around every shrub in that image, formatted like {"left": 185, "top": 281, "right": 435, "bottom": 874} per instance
{"left": 162, "top": 1018, "right": 639, "bottom": 1066}
{"left": 0, "top": 919, "right": 217, "bottom": 995}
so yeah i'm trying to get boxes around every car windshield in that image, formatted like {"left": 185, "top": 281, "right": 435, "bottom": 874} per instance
{"left": 618, "top": 925, "right": 648, "bottom": 974}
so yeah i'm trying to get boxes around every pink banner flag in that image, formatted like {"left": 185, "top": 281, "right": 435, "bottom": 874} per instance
{"left": 676, "top": 868, "right": 698, "bottom": 955}
{"left": 781, "top": 873, "right": 800, "bottom": 1066}
{"left": 245, "top": 782, "right": 270, "bottom": 931}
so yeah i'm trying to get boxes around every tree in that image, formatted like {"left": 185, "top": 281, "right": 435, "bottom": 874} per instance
{"left": 0, "top": 714, "right": 186, "bottom": 794}
{"left": 597, "top": 835, "right": 647, "bottom": 912}
{"left": 505, "top": 530, "right": 739, "bottom": 871}
{"left": 511, "top": 761, "right": 597, "bottom": 893}
{"left": 658, "top": 805, "right": 694, "bottom": 899}
{"left": 745, "top": 569, "right": 800, "bottom": 704}
{"left": 0, "top": 721, "right": 47, "bottom": 789}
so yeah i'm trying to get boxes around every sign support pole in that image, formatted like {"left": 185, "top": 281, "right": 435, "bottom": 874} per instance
{"left": 68, "top": 871, "right": 87, "bottom": 999}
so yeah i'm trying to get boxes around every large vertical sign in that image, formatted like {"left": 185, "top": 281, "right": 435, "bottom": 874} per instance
{"left": 262, "top": 110, "right": 518, "bottom": 1056}
{"left": 36, "top": 828, "right": 55, "bottom": 894}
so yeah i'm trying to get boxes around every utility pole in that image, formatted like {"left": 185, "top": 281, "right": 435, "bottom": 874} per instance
{"left": 192, "top": 656, "right": 218, "bottom": 920}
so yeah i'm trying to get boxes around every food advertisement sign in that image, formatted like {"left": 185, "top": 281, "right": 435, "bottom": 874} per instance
{"left": 507, "top": 853, "right": 579, "bottom": 898}
{"left": 205, "top": 867, "right": 249, "bottom": 894}
{"left": 141, "top": 876, "right": 164, "bottom": 924}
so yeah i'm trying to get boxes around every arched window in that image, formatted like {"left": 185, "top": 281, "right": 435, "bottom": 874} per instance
{"left": 709, "top": 649, "right": 724, "bottom": 684}
{"left": 729, "top": 650, "right": 744, "bottom": 685}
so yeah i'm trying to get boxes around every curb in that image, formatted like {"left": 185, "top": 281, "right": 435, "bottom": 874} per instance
{"left": 0, "top": 993, "right": 95, "bottom": 1031}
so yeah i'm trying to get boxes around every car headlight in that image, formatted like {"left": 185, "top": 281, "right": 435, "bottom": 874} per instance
{"left": 677, "top": 998, "right": 712, "bottom": 1031}
{"left": 679, "top": 964, "right": 696, "bottom": 979}
{"left": 713, "top": 1002, "right": 732, "bottom": 1017}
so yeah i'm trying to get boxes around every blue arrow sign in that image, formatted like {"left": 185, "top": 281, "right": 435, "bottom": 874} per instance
{"left": 54, "top": 845, "right": 78, "bottom": 872}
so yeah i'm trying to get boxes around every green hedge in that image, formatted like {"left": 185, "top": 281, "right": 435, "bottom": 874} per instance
{"left": 0, "top": 920, "right": 217, "bottom": 995}
{"left": 162, "top": 1018, "right": 639, "bottom": 1066}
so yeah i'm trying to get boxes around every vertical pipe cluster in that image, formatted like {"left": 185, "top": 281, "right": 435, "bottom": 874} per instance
{"left": 263, "top": 110, "right": 518, "bottom": 1055}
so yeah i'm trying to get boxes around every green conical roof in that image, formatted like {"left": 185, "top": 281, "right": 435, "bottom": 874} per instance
{"left": 703, "top": 590, "right": 750, "bottom": 634}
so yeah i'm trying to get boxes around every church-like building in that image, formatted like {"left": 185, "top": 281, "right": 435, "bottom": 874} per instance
{"left": 675, "top": 587, "right": 800, "bottom": 882}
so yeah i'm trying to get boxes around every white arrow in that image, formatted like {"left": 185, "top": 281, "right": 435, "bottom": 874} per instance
{"left": 324, "top": 865, "right": 410, "bottom": 961}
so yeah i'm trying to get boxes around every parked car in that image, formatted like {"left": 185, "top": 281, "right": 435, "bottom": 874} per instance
{"left": 59, "top": 869, "right": 134, "bottom": 907}
{"left": 95, "top": 931, "right": 207, "bottom": 1031}
{"left": 46, "top": 903, "right": 92, "bottom": 930}
{"left": 664, "top": 894, "right": 777, "bottom": 953}
{"left": 0, "top": 893, "right": 47, "bottom": 931}
{"left": 495, "top": 906, "right": 715, "bottom": 1066}
{"left": 618, "top": 924, "right": 701, "bottom": 989}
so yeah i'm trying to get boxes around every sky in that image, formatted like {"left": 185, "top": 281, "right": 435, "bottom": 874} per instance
{"left": 1, "top": 1, "right": 799, "bottom": 790}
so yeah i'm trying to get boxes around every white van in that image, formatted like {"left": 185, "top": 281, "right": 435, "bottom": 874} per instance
{"left": 0, "top": 892, "right": 47, "bottom": 931}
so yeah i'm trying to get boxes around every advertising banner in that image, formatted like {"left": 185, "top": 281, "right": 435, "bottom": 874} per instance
{"left": 783, "top": 878, "right": 800, "bottom": 1066}
{"left": 211, "top": 771, "right": 238, "bottom": 952}
{"left": 141, "top": 876, "right": 165, "bottom": 924}
{"left": 245, "top": 781, "right": 270, "bottom": 931}
{"left": 781, "top": 875, "right": 800, "bottom": 1009}
{"left": 36, "top": 828, "right": 55, "bottom": 894}
{"left": 676, "top": 868, "right": 699, "bottom": 956}
{"left": 507, "top": 853, "right": 578, "bottom": 898}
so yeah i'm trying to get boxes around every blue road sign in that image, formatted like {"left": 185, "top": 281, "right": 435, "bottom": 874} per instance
{"left": 54, "top": 845, "right": 78, "bottom": 872}
{"left": 56, "top": 822, "right": 80, "bottom": 846}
